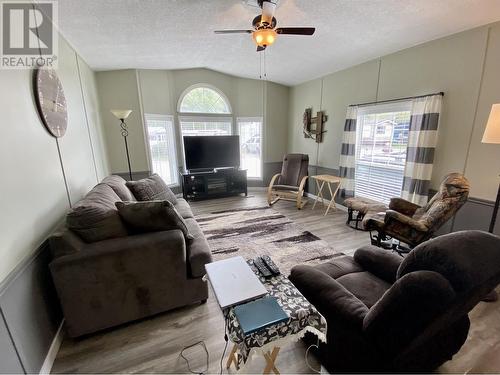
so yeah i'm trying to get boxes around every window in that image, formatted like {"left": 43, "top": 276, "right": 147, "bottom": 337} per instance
{"left": 354, "top": 101, "right": 412, "bottom": 204}
{"left": 179, "top": 116, "right": 232, "bottom": 136}
{"left": 179, "top": 86, "right": 231, "bottom": 114}
{"left": 238, "top": 117, "right": 263, "bottom": 179}
{"left": 178, "top": 85, "right": 233, "bottom": 138}
{"left": 144, "top": 114, "right": 178, "bottom": 186}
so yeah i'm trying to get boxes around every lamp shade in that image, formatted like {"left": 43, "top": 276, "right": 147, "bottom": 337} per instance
{"left": 482, "top": 104, "right": 500, "bottom": 144}
{"left": 252, "top": 29, "right": 277, "bottom": 47}
{"left": 110, "top": 109, "right": 132, "bottom": 120}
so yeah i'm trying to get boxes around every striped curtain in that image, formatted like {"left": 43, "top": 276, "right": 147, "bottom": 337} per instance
{"left": 339, "top": 106, "right": 358, "bottom": 198}
{"left": 402, "top": 94, "right": 442, "bottom": 206}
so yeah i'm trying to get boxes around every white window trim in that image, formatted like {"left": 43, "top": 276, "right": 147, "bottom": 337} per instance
{"left": 143, "top": 113, "right": 179, "bottom": 187}
{"left": 237, "top": 116, "right": 263, "bottom": 181}
{"left": 177, "top": 83, "right": 233, "bottom": 114}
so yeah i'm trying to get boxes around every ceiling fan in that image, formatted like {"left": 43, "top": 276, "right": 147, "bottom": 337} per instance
{"left": 214, "top": 0, "right": 315, "bottom": 52}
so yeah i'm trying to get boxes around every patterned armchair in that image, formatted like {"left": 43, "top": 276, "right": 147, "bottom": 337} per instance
{"left": 268, "top": 154, "right": 309, "bottom": 209}
{"left": 365, "top": 173, "right": 470, "bottom": 250}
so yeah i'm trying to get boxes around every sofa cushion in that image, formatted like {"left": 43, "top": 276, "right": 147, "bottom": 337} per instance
{"left": 126, "top": 174, "right": 178, "bottom": 204}
{"left": 313, "top": 255, "right": 364, "bottom": 279}
{"left": 116, "top": 200, "right": 193, "bottom": 240}
{"left": 102, "top": 175, "right": 136, "bottom": 201}
{"left": 49, "top": 225, "right": 85, "bottom": 259}
{"left": 185, "top": 218, "right": 213, "bottom": 278}
{"left": 67, "top": 184, "right": 128, "bottom": 243}
{"left": 337, "top": 271, "right": 391, "bottom": 308}
{"left": 175, "top": 198, "right": 194, "bottom": 219}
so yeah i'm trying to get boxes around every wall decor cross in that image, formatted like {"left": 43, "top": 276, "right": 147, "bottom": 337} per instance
{"left": 303, "top": 108, "right": 327, "bottom": 143}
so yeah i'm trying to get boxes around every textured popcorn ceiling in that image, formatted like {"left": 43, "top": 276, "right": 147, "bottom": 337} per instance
{"left": 57, "top": 0, "right": 500, "bottom": 86}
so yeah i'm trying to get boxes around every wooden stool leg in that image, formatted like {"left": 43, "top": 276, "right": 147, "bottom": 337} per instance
{"left": 263, "top": 347, "right": 280, "bottom": 374}
{"left": 226, "top": 344, "right": 238, "bottom": 370}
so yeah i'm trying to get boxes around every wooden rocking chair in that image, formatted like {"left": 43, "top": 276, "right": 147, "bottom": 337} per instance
{"left": 267, "top": 154, "right": 309, "bottom": 209}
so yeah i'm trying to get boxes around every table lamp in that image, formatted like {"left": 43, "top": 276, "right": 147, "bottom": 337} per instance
{"left": 111, "top": 109, "right": 133, "bottom": 180}
{"left": 482, "top": 104, "right": 500, "bottom": 233}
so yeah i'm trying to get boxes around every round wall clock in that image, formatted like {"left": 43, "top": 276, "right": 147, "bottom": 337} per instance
{"left": 33, "top": 68, "right": 68, "bottom": 138}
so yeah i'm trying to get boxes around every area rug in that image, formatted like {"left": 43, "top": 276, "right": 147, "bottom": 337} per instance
{"left": 196, "top": 206, "right": 344, "bottom": 275}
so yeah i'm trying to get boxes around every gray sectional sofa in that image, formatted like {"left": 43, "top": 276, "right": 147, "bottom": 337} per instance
{"left": 49, "top": 175, "right": 212, "bottom": 337}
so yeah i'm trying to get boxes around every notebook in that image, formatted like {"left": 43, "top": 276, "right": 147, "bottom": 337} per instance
{"left": 233, "top": 296, "right": 289, "bottom": 335}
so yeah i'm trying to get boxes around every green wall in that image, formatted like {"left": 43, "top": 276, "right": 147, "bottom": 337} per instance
{"left": 96, "top": 68, "right": 290, "bottom": 178}
{"left": 288, "top": 22, "right": 500, "bottom": 202}
{"left": 0, "top": 35, "right": 110, "bottom": 283}
{"left": 94, "top": 21, "right": 500, "bottom": 201}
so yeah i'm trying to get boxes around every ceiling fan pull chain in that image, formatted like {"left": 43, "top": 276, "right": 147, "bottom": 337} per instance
{"left": 264, "top": 50, "right": 267, "bottom": 80}
{"left": 259, "top": 54, "right": 262, "bottom": 79}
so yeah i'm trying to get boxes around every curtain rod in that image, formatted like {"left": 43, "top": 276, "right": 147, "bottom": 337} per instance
{"left": 349, "top": 91, "right": 444, "bottom": 108}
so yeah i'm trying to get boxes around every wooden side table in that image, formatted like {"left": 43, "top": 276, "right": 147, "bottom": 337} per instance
{"left": 310, "top": 175, "right": 342, "bottom": 215}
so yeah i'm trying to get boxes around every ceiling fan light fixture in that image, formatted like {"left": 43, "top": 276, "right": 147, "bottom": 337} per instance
{"left": 252, "top": 28, "right": 277, "bottom": 47}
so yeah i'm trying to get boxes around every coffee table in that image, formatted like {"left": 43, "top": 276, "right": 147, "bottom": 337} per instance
{"left": 222, "top": 259, "right": 327, "bottom": 374}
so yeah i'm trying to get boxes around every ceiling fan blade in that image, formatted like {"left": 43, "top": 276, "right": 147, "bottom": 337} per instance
{"left": 275, "top": 27, "right": 316, "bottom": 35}
{"left": 261, "top": 0, "right": 277, "bottom": 25}
{"left": 214, "top": 30, "right": 253, "bottom": 34}
{"left": 257, "top": 45, "right": 267, "bottom": 52}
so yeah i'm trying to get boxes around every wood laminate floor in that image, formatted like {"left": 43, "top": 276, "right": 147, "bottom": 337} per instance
{"left": 51, "top": 191, "right": 500, "bottom": 374}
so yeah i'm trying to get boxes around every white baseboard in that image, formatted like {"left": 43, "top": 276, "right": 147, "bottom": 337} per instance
{"left": 305, "top": 192, "right": 348, "bottom": 212}
{"left": 39, "top": 320, "right": 64, "bottom": 374}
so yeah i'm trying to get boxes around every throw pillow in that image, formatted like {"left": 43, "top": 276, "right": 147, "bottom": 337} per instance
{"left": 102, "top": 175, "right": 136, "bottom": 201}
{"left": 116, "top": 200, "right": 193, "bottom": 240}
{"left": 67, "top": 184, "right": 128, "bottom": 243}
{"left": 126, "top": 174, "right": 178, "bottom": 204}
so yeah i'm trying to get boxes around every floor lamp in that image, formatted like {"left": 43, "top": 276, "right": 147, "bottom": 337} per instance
{"left": 482, "top": 104, "right": 500, "bottom": 234}
{"left": 111, "top": 109, "right": 133, "bottom": 181}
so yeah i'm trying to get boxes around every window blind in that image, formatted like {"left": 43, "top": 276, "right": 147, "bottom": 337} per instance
{"left": 179, "top": 116, "right": 232, "bottom": 136}
{"left": 354, "top": 101, "right": 412, "bottom": 204}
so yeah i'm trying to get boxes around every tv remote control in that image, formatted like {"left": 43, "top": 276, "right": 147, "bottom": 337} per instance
{"left": 254, "top": 257, "right": 272, "bottom": 278}
{"left": 262, "top": 255, "right": 280, "bottom": 276}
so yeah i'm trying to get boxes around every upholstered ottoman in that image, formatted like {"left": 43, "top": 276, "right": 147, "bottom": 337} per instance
{"left": 344, "top": 197, "right": 387, "bottom": 230}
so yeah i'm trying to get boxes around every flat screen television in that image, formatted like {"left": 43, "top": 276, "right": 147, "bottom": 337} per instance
{"left": 183, "top": 135, "right": 240, "bottom": 171}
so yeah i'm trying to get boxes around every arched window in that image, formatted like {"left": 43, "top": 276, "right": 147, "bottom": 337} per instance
{"left": 179, "top": 85, "right": 232, "bottom": 114}
{"left": 178, "top": 85, "right": 233, "bottom": 137}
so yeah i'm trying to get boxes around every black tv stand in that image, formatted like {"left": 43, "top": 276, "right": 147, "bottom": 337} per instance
{"left": 187, "top": 168, "right": 215, "bottom": 174}
{"left": 181, "top": 168, "right": 247, "bottom": 201}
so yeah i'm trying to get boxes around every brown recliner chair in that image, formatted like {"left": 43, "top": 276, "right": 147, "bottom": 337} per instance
{"left": 267, "top": 153, "right": 309, "bottom": 209}
{"left": 290, "top": 230, "right": 500, "bottom": 372}
{"left": 365, "top": 172, "right": 470, "bottom": 250}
